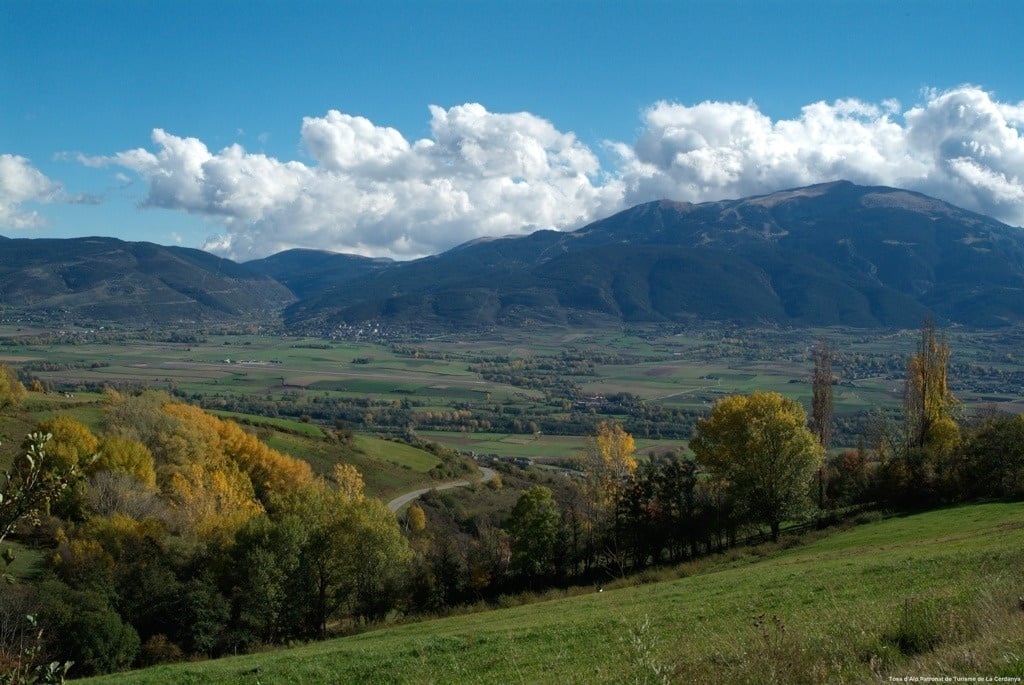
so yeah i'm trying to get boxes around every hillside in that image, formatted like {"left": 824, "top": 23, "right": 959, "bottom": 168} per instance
{"left": 82, "top": 502, "right": 1024, "bottom": 684}
{"left": 284, "top": 181, "right": 1024, "bottom": 330}
{"left": 5, "top": 182, "right": 1024, "bottom": 330}
{"left": 244, "top": 248, "right": 392, "bottom": 299}
{"left": 0, "top": 236, "right": 294, "bottom": 324}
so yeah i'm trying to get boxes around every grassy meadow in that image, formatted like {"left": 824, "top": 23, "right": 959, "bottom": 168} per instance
{"left": 77, "top": 501, "right": 1024, "bottom": 684}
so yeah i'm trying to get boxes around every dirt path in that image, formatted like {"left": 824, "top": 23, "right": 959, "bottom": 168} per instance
{"left": 387, "top": 466, "right": 497, "bottom": 512}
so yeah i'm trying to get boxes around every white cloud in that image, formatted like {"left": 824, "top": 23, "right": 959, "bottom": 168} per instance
{"left": 84, "top": 105, "right": 622, "bottom": 260}
{"left": 0, "top": 154, "right": 61, "bottom": 229}
{"left": 615, "top": 86, "right": 1024, "bottom": 226}
{"left": 85, "top": 87, "right": 1024, "bottom": 260}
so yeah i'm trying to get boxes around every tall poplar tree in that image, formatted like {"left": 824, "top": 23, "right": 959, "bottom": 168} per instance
{"left": 904, "top": 318, "right": 956, "bottom": 450}
{"left": 810, "top": 337, "right": 834, "bottom": 509}
{"left": 810, "top": 337, "right": 834, "bottom": 451}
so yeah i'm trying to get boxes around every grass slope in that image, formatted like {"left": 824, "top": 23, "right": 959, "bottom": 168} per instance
{"left": 81, "top": 502, "right": 1024, "bottom": 684}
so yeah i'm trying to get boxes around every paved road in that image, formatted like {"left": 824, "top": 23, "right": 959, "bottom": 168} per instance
{"left": 387, "top": 466, "right": 497, "bottom": 512}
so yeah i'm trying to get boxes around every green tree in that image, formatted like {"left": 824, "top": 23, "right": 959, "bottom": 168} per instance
{"left": 332, "top": 497, "right": 411, "bottom": 621}
{"left": 690, "top": 392, "right": 824, "bottom": 541}
{"left": 506, "top": 486, "right": 560, "bottom": 581}
{"left": 36, "top": 580, "right": 140, "bottom": 677}
{"left": 959, "top": 413, "right": 1024, "bottom": 499}
{"left": 811, "top": 337, "right": 835, "bottom": 509}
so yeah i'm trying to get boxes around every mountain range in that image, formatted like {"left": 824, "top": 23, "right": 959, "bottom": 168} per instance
{"left": 4, "top": 181, "right": 1024, "bottom": 329}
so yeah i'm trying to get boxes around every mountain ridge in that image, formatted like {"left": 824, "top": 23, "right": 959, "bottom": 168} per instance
{"left": 280, "top": 181, "right": 1024, "bottom": 330}
{"left": 0, "top": 236, "right": 294, "bottom": 324}
{"left": 3, "top": 182, "right": 1023, "bottom": 329}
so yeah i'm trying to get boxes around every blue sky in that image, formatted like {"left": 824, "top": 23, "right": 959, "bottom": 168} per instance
{"left": 2, "top": 0, "right": 1023, "bottom": 260}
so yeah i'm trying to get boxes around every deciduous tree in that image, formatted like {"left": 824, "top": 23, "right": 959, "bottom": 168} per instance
{"left": 506, "top": 486, "right": 560, "bottom": 581}
{"left": 690, "top": 392, "right": 823, "bottom": 540}
{"left": 904, "top": 318, "right": 957, "bottom": 450}
{"left": 0, "top": 364, "right": 25, "bottom": 411}
{"left": 810, "top": 337, "right": 834, "bottom": 451}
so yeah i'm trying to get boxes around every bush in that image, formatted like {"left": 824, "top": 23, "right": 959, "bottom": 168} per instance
{"left": 140, "top": 633, "right": 184, "bottom": 666}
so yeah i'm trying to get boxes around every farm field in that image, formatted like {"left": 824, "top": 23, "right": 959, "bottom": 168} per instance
{"left": 79, "top": 501, "right": 1024, "bottom": 684}
{"left": 3, "top": 324, "right": 1024, "bottom": 455}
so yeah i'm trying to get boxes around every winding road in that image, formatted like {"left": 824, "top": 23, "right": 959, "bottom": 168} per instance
{"left": 387, "top": 466, "right": 497, "bottom": 512}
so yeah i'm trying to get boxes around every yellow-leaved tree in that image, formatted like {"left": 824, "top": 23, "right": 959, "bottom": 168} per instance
{"left": 32, "top": 416, "right": 99, "bottom": 472}
{"left": 92, "top": 436, "right": 157, "bottom": 488}
{"left": 0, "top": 364, "right": 26, "bottom": 411}
{"left": 165, "top": 461, "right": 263, "bottom": 542}
{"left": 581, "top": 420, "right": 637, "bottom": 509}
{"left": 904, "top": 318, "right": 959, "bottom": 451}
{"left": 690, "top": 391, "right": 823, "bottom": 541}
{"left": 573, "top": 420, "right": 637, "bottom": 572}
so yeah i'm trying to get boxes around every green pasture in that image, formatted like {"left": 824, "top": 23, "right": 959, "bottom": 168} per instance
{"left": 257, "top": 431, "right": 442, "bottom": 499}
{"left": 206, "top": 410, "right": 324, "bottom": 438}
{"left": 81, "top": 502, "right": 1024, "bottom": 684}
{"left": 1, "top": 540, "right": 45, "bottom": 581}
{"left": 352, "top": 435, "right": 441, "bottom": 473}
{"left": 418, "top": 430, "right": 590, "bottom": 460}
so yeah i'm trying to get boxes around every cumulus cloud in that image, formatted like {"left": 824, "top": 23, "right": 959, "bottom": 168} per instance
{"left": 83, "top": 104, "right": 623, "bottom": 260}
{"left": 614, "top": 86, "right": 1024, "bottom": 226}
{"left": 86, "top": 87, "right": 1024, "bottom": 260}
{"left": 0, "top": 154, "right": 61, "bottom": 229}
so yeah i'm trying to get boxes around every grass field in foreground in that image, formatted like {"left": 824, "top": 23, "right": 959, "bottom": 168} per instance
{"left": 81, "top": 502, "right": 1024, "bottom": 684}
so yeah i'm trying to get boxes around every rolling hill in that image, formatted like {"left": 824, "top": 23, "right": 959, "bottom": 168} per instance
{"left": 0, "top": 236, "right": 294, "bottom": 324}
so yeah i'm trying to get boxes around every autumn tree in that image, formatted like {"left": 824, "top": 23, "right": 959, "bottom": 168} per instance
{"left": 576, "top": 420, "right": 638, "bottom": 571}
{"left": 904, "top": 318, "right": 958, "bottom": 450}
{"left": 0, "top": 364, "right": 26, "bottom": 411}
{"left": 165, "top": 461, "right": 263, "bottom": 543}
{"left": 333, "top": 463, "right": 365, "bottom": 502}
{"left": 27, "top": 417, "right": 99, "bottom": 519}
{"left": 871, "top": 319, "right": 960, "bottom": 507}
{"left": 0, "top": 433, "right": 82, "bottom": 550}
{"left": 92, "top": 436, "right": 157, "bottom": 488}
{"left": 583, "top": 421, "right": 638, "bottom": 503}
{"left": 690, "top": 392, "right": 824, "bottom": 540}
{"left": 32, "top": 416, "right": 99, "bottom": 472}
